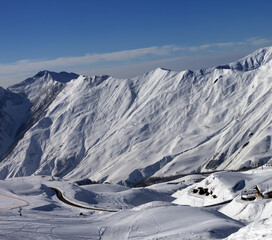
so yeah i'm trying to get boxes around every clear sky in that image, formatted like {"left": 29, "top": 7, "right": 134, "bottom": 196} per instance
{"left": 0, "top": 0, "right": 272, "bottom": 87}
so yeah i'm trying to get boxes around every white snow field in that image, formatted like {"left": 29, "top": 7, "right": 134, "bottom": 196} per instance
{"left": 0, "top": 47, "right": 272, "bottom": 186}
{"left": 172, "top": 167, "right": 272, "bottom": 207}
{"left": 0, "top": 175, "right": 244, "bottom": 240}
{"left": 171, "top": 167, "right": 272, "bottom": 239}
{"left": 0, "top": 168, "right": 272, "bottom": 239}
{"left": 225, "top": 217, "right": 272, "bottom": 240}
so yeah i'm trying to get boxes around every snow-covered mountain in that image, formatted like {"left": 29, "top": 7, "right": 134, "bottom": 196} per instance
{"left": 1, "top": 47, "right": 272, "bottom": 185}
{"left": 0, "top": 87, "right": 31, "bottom": 160}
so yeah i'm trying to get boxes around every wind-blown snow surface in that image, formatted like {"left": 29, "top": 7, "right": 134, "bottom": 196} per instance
{"left": 2, "top": 168, "right": 272, "bottom": 239}
{"left": 225, "top": 217, "right": 272, "bottom": 240}
{"left": 1, "top": 47, "right": 272, "bottom": 185}
{"left": 0, "top": 175, "right": 243, "bottom": 240}
{"left": 171, "top": 167, "right": 272, "bottom": 239}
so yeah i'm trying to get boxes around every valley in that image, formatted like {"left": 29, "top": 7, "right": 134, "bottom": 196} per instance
{"left": 1, "top": 46, "right": 272, "bottom": 238}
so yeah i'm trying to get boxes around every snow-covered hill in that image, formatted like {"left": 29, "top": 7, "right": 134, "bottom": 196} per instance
{"left": 1, "top": 47, "right": 272, "bottom": 185}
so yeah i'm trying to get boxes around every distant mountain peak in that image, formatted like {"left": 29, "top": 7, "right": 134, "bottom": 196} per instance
{"left": 150, "top": 67, "right": 171, "bottom": 74}
{"left": 8, "top": 71, "right": 80, "bottom": 97}
{"left": 216, "top": 46, "right": 272, "bottom": 71}
{"left": 156, "top": 67, "right": 171, "bottom": 72}
{"left": 34, "top": 70, "right": 79, "bottom": 84}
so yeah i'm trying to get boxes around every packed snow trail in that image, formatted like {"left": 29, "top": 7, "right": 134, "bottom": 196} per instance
{"left": 0, "top": 192, "right": 29, "bottom": 210}
{"left": 49, "top": 186, "right": 118, "bottom": 212}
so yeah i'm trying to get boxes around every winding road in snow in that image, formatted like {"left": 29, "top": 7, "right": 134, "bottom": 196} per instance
{"left": 49, "top": 186, "right": 118, "bottom": 212}
{"left": 204, "top": 199, "right": 233, "bottom": 208}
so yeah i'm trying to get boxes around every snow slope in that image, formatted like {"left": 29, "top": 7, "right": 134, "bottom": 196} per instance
{"left": 0, "top": 176, "right": 243, "bottom": 239}
{"left": 172, "top": 167, "right": 272, "bottom": 207}
{"left": 1, "top": 168, "right": 272, "bottom": 239}
{"left": 171, "top": 167, "right": 272, "bottom": 239}
{"left": 225, "top": 217, "right": 272, "bottom": 240}
{"left": 0, "top": 87, "right": 31, "bottom": 160}
{"left": 1, "top": 47, "right": 272, "bottom": 185}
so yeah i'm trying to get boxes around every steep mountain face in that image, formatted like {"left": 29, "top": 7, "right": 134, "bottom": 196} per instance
{"left": 0, "top": 88, "right": 31, "bottom": 159}
{"left": 0, "top": 71, "right": 79, "bottom": 162}
{"left": 0, "top": 47, "right": 272, "bottom": 185}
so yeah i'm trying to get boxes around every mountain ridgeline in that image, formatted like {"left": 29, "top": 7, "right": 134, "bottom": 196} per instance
{"left": 1, "top": 47, "right": 272, "bottom": 186}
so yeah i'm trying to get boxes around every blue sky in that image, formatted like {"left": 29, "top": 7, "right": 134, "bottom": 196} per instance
{"left": 0, "top": 0, "right": 272, "bottom": 87}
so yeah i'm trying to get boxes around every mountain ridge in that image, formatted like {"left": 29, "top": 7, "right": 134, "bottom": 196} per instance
{"left": 216, "top": 46, "right": 272, "bottom": 71}
{"left": 0, "top": 46, "right": 272, "bottom": 185}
